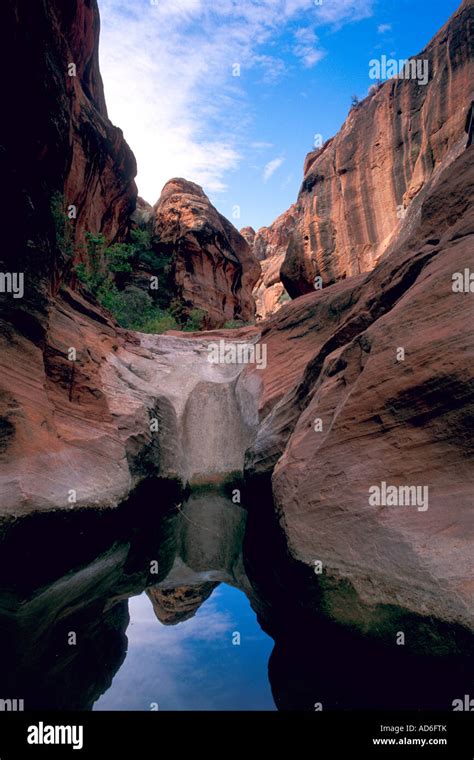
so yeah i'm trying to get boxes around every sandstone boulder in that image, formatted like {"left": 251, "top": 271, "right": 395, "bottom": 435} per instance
{"left": 150, "top": 179, "right": 261, "bottom": 328}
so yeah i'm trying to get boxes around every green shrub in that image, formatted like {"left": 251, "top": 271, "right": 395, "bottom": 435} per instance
{"left": 138, "top": 311, "right": 179, "bottom": 334}
{"left": 112, "top": 287, "right": 155, "bottom": 329}
{"left": 84, "top": 232, "right": 106, "bottom": 291}
{"left": 184, "top": 308, "right": 207, "bottom": 332}
{"left": 75, "top": 262, "right": 89, "bottom": 286}
{"left": 222, "top": 319, "right": 255, "bottom": 329}
{"left": 130, "top": 228, "right": 152, "bottom": 250}
{"left": 106, "top": 243, "right": 135, "bottom": 273}
{"left": 74, "top": 226, "right": 197, "bottom": 334}
{"left": 137, "top": 249, "right": 163, "bottom": 271}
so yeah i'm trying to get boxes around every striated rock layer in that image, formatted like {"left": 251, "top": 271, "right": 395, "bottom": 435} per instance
{"left": 149, "top": 179, "right": 261, "bottom": 328}
{"left": 1, "top": 0, "right": 473, "bottom": 655}
{"left": 240, "top": 0, "right": 474, "bottom": 636}
{"left": 0, "top": 0, "right": 137, "bottom": 313}
{"left": 280, "top": 0, "right": 474, "bottom": 297}
{"left": 251, "top": 207, "right": 296, "bottom": 320}
{"left": 0, "top": 298, "right": 260, "bottom": 516}
{"left": 244, "top": 141, "right": 474, "bottom": 634}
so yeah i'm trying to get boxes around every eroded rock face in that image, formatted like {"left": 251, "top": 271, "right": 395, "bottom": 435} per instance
{"left": 0, "top": 293, "right": 262, "bottom": 516}
{"left": 0, "top": 2, "right": 261, "bottom": 518}
{"left": 0, "top": 0, "right": 137, "bottom": 308}
{"left": 104, "top": 331, "right": 261, "bottom": 489}
{"left": 244, "top": 142, "right": 474, "bottom": 633}
{"left": 240, "top": 226, "right": 256, "bottom": 248}
{"left": 62, "top": 0, "right": 138, "bottom": 253}
{"left": 150, "top": 179, "right": 261, "bottom": 328}
{"left": 148, "top": 584, "right": 219, "bottom": 625}
{"left": 0, "top": 0, "right": 138, "bottom": 511}
{"left": 280, "top": 0, "right": 474, "bottom": 297}
{"left": 0, "top": 0, "right": 137, "bottom": 508}
{"left": 252, "top": 207, "right": 296, "bottom": 320}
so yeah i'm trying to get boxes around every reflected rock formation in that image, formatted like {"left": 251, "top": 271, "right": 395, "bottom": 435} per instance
{"left": 0, "top": 488, "right": 251, "bottom": 710}
{"left": 0, "top": 484, "right": 473, "bottom": 711}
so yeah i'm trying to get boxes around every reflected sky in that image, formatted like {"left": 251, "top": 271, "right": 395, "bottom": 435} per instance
{"left": 94, "top": 584, "right": 276, "bottom": 711}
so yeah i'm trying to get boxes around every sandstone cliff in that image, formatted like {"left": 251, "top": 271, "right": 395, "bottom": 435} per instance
{"left": 280, "top": 0, "right": 474, "bottom": 297}
{"left": 0, "top": 0, "right": 136, "bottom": 516}
{"left": 147, "top": 179, "right": 261, "bottom": 328}
{"left": 0, "top": 0, "right": 137, "bottom": 314}
{"left": 243, "top": 140, "right": 474, "bottom": 635}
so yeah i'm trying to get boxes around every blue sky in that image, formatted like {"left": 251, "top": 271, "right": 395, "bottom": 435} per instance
{"left": 98, "top": 0, "right": 460, "bottom": 231}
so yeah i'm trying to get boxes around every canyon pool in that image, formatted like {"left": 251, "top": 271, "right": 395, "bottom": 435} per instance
{"left": 94, "top": 491, "right": 276, "bottom": 710}
{"left": 0, "top": 483, "right": 472, "bottom": 712}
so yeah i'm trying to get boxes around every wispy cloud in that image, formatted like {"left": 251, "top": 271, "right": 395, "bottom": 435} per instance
{"left": 293, "top": 27, "right": 325, "bottom": 68}
{"left": 263, "top": 156, "right": 285, "bottom": 182}
{"left": 95, "top": 590, "right": 236, "bottom": 710}
{"left": 250, "top": 141, "right": 274, "bottom": 150}
{"left": 377, "top": 23, "right": 392, "bottom": 33}
{"left": 313, "top": 0, "right": 373, "bottom": 24}
{"left": 98, "top": 0, "right": 374, "bottom": 203}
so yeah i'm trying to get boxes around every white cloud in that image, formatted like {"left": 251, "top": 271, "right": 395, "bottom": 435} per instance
{"left": 98, "top": 0, "right": 374, "bottom": 204}
{"left": 250, "top": 141, "right": 274, "bottom": 149}
{"left": 263, "top": 156, "right": 285, "bottom": 182}
{"left": 293, "top": 27, "right": 325, "bottom": 68}
{"left": 153, "top": 0, "right": 203, "bottom": 16}
{"left": 130, "top": 591, "right": 233, "bottom": 654}
{"left": 313, "top": 0, "right": 373, "bottom": 24}
{"left": 377, "top": 23, "right": 392, "bottom": 33}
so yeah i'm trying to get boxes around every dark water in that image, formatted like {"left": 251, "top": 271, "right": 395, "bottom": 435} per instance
{"left": 0, "top": 480, "right": 472, "bottom": 711}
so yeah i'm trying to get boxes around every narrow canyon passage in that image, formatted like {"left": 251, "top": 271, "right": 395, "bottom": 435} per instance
{"left": 0, "top": 0, "right": 473, "bottom": 737}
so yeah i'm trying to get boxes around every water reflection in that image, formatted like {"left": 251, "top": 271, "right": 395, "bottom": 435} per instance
{"left": 95, "top": 491, "right": 275, "bottom": 710}
{"left": 0, "top": 481, "right": 472, "bottom": 711}
{"left": 0, "top": 486, "right": 275, "bottom": 711}
{"left": 95, "top": 587, "right": 275, "bottom": 710}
